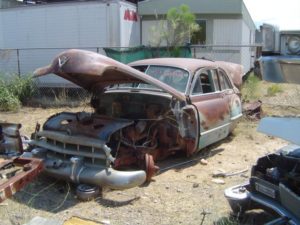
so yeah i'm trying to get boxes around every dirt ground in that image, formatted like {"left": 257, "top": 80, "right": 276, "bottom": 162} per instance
{"left": 0, "top": 103, "right": 298, "bottom": 225}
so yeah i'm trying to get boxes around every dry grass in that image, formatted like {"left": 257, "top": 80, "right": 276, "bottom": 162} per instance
{"left": 1, "top": 82, "right": 300, "bottom": 224}
{"left": 0, "top": 106, "right": 292, "bottom": 225}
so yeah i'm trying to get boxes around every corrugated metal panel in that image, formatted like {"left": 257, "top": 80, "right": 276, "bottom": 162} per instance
{"left": 240, "top": 21, "right": 252, "bottom": 72}
{"left": 241, "top": 2, "right": 256, "bottom": 31}
{"left": 213, "top": 19, "right": 242, "bottom": 45}
{"left": 19, "top": 48, "right": 105, "bottom": 87}
{"left": 0, "top": 2, "right": 108, "bottom": 49}
{"left": 0, "top": 49, "right": 18, "bottom": 75}
{"left": 119, "top": 1, "right": 140, "bottom": 47}
{"left": 0, "top": 15, "right": 3, "bottom": 47}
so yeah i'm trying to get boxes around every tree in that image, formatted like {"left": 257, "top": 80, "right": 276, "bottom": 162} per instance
{"left": 149, "top": 4, "right": 200, "bottom": 56}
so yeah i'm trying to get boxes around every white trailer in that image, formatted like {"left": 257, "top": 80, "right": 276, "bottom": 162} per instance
{"left": 0, "top": 0, "right": 140, "bottom": 86}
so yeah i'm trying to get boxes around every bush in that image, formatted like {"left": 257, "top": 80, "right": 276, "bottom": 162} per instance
{"left": 8, "top": 75, "right": 37, "bottom": 104}
{"left": 0, "top": 84, "right": 20, "bottom": 111}
{"left": 267, "top": 84, "right": 283, "bottom": 97}
{"left": 0, "top": 74, "right": 36, "bottom": 111}
{"left": 241, "top": 73, "right": 261, "bottom": 101}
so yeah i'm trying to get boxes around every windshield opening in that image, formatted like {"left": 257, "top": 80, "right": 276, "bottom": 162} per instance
{"left": 108, "top": 65, "right": 189, "bottom": 93}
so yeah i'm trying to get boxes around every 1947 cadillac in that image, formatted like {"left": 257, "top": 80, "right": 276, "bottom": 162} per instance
{"left": 1, "top": 49, "right": 243, "bottom": 194}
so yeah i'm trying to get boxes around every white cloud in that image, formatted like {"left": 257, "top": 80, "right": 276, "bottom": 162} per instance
{"left": 244, "top": 0, "right": 300, "bottom": 30}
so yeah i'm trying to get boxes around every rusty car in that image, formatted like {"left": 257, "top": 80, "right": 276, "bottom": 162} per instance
{"left": 26, "top": 49, "right": 243, "bottom": 190}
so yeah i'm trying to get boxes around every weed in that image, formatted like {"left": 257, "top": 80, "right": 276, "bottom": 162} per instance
{"left": 241, "top": 73, "right": 261, "bottom": 101}
{"left": 0, "top": 73, "right": 36, "bottom": 111}
{"left": 7, "top": 74, "right": 37, "bottom": 105}
{"left": 266, "top": 84, "right": 283, "bottom": 96}
{"left": 0, "top": 86, "right": 20, "bottom": 112}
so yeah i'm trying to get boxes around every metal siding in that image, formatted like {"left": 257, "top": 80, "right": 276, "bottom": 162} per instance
{"left": 240, "top": 21, "right": 252, "bottom": 72}
{"left": 0, "top": 2, "right": 110, "bottom": 86}
{"left": 77, "top": 5, "right": 107, "bottom": 47}
{"left": 19, "top": 48, "right": 100, "bottom": 86}
{"left": 213, "top": 19, "right": 242, "bottom": 44}
{"left": 0, "top": 49, "right": 18, "bottom": 74}
{"left": 138, "top": 0, "right": 242, "bottom": 15}
{"left": 119, "top": 2, "right": 140, "bottom": 47}
{"left": 0, "top": 13, "right": 3, "bottom": 47}
{"left": 0, "top": 2, "right": 108, "bottom": 49}
{"left": 107, "top": 3, "right": 120, "bottom": 47}
{"left": 241, "top": 3, "right": 256, "bottom": 30}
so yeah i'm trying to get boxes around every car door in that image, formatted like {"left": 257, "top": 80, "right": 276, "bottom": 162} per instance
{"left": 218, "top": 68, "right": 242, "bottom": 132}
{"left": 189, "top": 68, "right": 231, "bottom": 150}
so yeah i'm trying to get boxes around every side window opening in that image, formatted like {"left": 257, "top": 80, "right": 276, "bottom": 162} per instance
{"left": 192, "top": 77, "right": 202, "bottom": 95}
{"left": 200, "top": 70, "right": 217, "bottom": 93}
{"left": 218, "top": 70, "right": 232, "bottom": 90}
{"left": 132, "top": 65, "right": 148, "bottom": 73}
{"left": 192, "top": 69, "right": 218, "bottom": 95}
{"left": 200, "top": 73, "right": 212, "bottom": 93}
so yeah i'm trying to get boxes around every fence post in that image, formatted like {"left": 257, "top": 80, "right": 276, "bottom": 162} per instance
{"left": 16, "top": 49, "right": 21, "bottom": 77}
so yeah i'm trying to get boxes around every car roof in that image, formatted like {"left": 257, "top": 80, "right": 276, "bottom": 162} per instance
{"left": 129, "top": 58, "right": 216, "bottom": 74}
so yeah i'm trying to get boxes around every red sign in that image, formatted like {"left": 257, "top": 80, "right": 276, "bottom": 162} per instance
{"left": 124, "top": 9, "right": 138, "bottom": 22}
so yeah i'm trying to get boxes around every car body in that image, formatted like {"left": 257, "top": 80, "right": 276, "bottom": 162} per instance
{"left": 225, "top": 57, "right": 300, "bottom": 224}
{"left": 29, "top": 49, "right": 243, "bottom": 189}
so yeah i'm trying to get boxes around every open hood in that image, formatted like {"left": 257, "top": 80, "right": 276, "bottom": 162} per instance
{"left": 34, "top": 49, "right": 186, "bottom": 101}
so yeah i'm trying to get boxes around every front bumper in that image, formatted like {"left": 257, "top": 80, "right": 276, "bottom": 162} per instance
{"left": 224, "top": 183, "right": 300, "bottom": 225}
{"left": 25, "top": 149, "right": 146, "bottom": 190}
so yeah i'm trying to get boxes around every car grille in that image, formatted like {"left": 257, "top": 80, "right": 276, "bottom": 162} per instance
{"left": 30, "top": 130, "right": 114, "bottom": 165}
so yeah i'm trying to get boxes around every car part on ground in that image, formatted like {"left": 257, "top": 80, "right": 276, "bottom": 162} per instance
{"left": 242, "top": 100, "right": 262, "bottom": 120}
{"left": 31, "top": 49, "right": 243, "bottom": 189}
{"left": 225, "top": 144, "right": 300, "bottom": 224}
{"left": 76, "top": 184, "right": 100, "bottom": 201}
{"left": 0, "top": 123, "right": 43, "bottom": 203}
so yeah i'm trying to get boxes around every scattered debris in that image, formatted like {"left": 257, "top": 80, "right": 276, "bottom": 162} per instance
{"left": 212, "top": 168, "right": 248, "bottom": 178}
{"left": 243, "top": 100, "right": 262, "bottom": 120}
{"left": 200, "top": 209, "right": 211, "bottom": 225}
{"left": 211, "top": 178, "right": 225, "bottom": 184}
{"left": 186, "top": 174, "right": 197, "bottom": 179}
{"left": 200, "top": 159, "right": 208, "bottom": 165}
{"left": 192, "top": 183, "right": 199, "bottom": 188}
{"left": 100, "top": 219, "right": 111, "bottom": 225}
{"left": 176, "top": 188, "right": 183, "bottom": 193}
{"left": 64, "top": 216, "right": 104, "bottom": 225}
{"left": 24, "top": 216, "right": 63, "bottom": 225}
{"left": 212, "top": 169, "right": 226, "bottom": 177}
{"left": 76, "top": 184, "right": 100, "bottom": 201}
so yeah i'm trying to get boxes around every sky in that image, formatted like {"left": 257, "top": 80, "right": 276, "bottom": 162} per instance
{"left": 243, "top": 0, "right": 300, "bottom": 30}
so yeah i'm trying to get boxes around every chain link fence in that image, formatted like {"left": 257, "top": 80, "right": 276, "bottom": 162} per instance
{"left": 2, "top": 45, "right": 299, "bottom": 108}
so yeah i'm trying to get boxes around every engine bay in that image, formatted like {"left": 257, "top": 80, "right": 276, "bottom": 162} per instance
{"left": 38, "top": 92, "right": 198, "bottom": 181}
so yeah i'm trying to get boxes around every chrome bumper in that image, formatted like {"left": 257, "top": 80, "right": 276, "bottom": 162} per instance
{"left": 23, "top": 149, "right": 146, "bottom": 190}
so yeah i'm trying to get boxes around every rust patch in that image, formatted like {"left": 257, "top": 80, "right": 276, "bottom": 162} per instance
{"left": 0, "top": 158, "right": 43, "bottom": 203}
